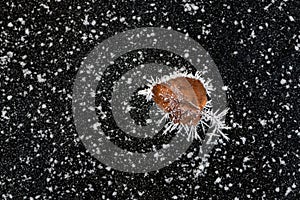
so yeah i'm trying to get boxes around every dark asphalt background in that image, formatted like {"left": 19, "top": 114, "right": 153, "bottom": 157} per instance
{"left": 1, "top": 0, "right": 299, "bottom": 199}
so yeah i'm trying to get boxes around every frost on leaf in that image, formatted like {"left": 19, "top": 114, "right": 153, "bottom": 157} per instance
{"left": 138, "top": 70, "right": 230, "bottom": 142}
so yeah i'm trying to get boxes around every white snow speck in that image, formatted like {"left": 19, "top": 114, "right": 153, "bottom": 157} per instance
{"left": 280, "top": 79, "right": 286, "bottom": 85}
{"left": 288, "top": 16, "right": 295, "bottom": 22}
{"left": 187, "top": 152, "right": 193, "bottom": 158}
{"left": 285, "top": 187, "right": 292, "bottom": 196}
{"left": 222, "top": 86, "right": 228, "bottom": 91}
{"left": 37, "top": 74, "right": 46, "bottom": 82}
{"left": 120, "top": 17, "right": 125, "bottom": 22}
{"left": 7, "top": 95, "right": 12, "bottom": 100}
{"left": 214, "top": 177, "right": 221, "bottom": 184}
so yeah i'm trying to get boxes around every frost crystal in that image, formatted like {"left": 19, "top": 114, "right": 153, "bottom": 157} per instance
{"left": 139, "top": 70, "right": 230, "bottom": 142}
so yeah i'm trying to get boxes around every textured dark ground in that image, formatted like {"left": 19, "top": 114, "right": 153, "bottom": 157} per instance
{"left": 0, "top": 0, "right": 299, "bottom": 199}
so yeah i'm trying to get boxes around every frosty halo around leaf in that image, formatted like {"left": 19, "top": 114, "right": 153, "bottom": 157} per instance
{"left": 138, "top": 69, "right": 230, "bottom": 141}
{"left": 72, "top": 27, "right": 229, "bottom": 173}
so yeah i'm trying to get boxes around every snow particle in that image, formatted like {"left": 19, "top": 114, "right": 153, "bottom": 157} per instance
{"left": 37, "top": 74, "right": 46, "bottom": 82}
{"left": 7, "top": 95, "right": 12, "bottom": 100}
{"left": 288, "top": 16, "right": 295, "bottom": 22}
{"left": 7, "top": 22, "right": 13, "bottom": 27}
{"left": 280, "top": 79, "right": 287, "bottom": 85}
